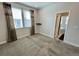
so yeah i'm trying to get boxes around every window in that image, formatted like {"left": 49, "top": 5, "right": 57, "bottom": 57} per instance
{"left": 23, "top": 10, "right": 31, "bottom": 27}
{"left": 12, "top": 8, "right": 23, "bottom": 28}
{"left": 12, "top": 7, "right": 31, "bottom": 29}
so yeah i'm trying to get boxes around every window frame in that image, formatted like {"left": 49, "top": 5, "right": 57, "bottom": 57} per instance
{"left": 12, "top": 7, "right": 23, "bottom": 29}
{"left": 12, "top": 7, "right": 31, "bottom": 29}
{"left": 23, "top": 9, "right": 31, "bottom": 28}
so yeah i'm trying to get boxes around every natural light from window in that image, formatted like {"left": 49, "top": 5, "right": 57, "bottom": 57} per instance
{"left": 12, "top": 7, "right": 31, "bottom": 29}
{"left": 12, "top": 8, "right": 23, "bottom": 28}
{"left": 23, "top": 10, "right": 31, "bottom": 27}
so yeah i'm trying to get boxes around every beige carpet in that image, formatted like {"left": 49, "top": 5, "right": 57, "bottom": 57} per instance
{"left": 0, "top": 34, "right": 79, "bottom": 56}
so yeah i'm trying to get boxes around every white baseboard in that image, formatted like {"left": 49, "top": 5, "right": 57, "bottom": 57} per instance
{"left": 0, "top": 41, "right": 7, "bottom": 45}
{"left": 17, "top": 34, "right": 30, "bottom": 39}
{"left": 39, "top": 32, "right": 79, "bottom": 47}
{"left": 39, "top": 32, "right": 53, "bottom": 39}
{"left": 64, "top": 40, "right": 79, "bottom": 47}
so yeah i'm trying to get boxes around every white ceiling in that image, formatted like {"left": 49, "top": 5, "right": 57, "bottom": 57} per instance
{"left": 21, "top": 2, "right": 53, "bottom": 9}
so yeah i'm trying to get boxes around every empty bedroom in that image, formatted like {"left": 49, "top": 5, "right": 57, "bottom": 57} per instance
{"left": 0, "top": 2, "right": 79, "bottom": 56}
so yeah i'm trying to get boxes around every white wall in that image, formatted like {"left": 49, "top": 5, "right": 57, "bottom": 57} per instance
{"left": 38, "top": 2, "right": 79, "bottom": 47}
{"left": 0, "top": 3, "right": 8, "bottom": 44}
{"left": 61, "top": 16, "right": 68, "bottom": 30}
{"left": 34, "top": 9, "right": 39, "bottom": 33}
{"left": 16, "top": 28, "right": 31, "bottom": 39}
{"left": 64, "top": 3, "right": 79, "bottom": 47}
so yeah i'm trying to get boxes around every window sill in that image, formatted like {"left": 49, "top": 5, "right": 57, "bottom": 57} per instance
{"left": 15, "top": 27, "right": 31, "bottom": 30}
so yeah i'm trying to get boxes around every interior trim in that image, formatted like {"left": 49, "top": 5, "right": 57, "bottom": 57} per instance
{"left": 0, "top": 41, "right": 7, "bottom": 45}
{"left": 64, "top": 40, "right": 79, "bottom": 47}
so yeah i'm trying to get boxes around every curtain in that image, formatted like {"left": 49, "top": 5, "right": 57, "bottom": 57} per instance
{"left": 30, "top": 10, "right": 35, "bottom": 35}
{"left": 3, "top": 3, "right": 17, "bottom": 42}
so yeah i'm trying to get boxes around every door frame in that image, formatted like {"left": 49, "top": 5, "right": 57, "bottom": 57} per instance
{"left": 54, "top": 11, "right": 70, "bottom": 40}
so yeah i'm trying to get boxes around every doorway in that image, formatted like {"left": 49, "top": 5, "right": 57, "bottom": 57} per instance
{"left": 54, "top": 12, "right": 69, "bottom": 41}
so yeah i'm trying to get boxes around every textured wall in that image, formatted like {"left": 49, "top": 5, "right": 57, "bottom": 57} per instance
{"left": 38, "top": 2, "right": 79, "bottom": 47}
{"left": 0, "top": 3, "right": 8, "bottom": 44}
{"left": 16, "top": 28, "right": 31, "bottom": 39}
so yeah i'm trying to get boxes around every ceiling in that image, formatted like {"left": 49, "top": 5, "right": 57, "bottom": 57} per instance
{"left": 21, "top": 2, "right": 53, "bottom": 9}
